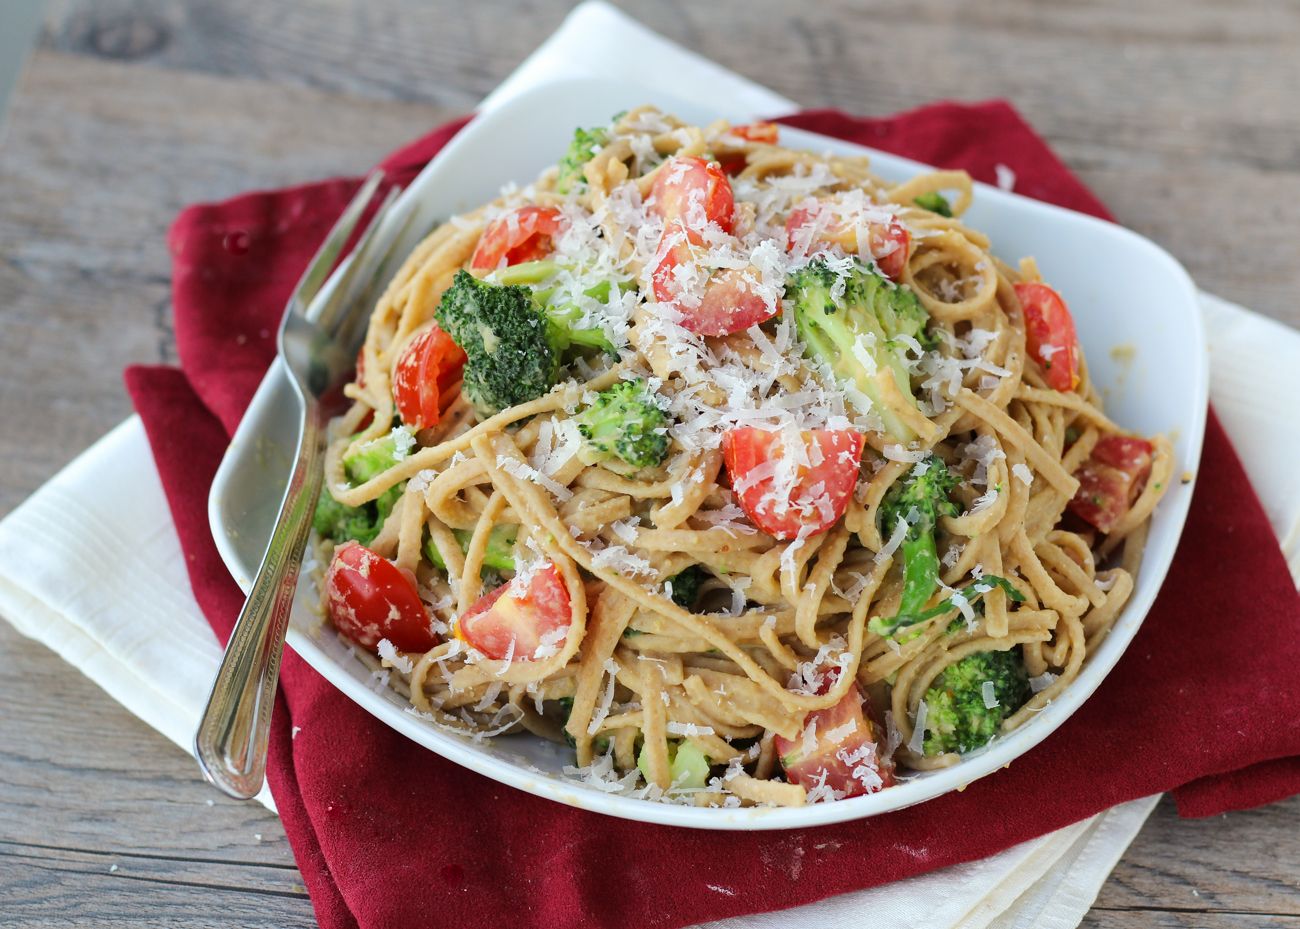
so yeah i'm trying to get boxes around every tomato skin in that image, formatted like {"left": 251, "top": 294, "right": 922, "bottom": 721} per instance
{"left": 1067, "top": 435, "right": 1155, "bottom": 533}
{"left": 731, "top": 122, "right": 779, "bottom": 144}
{"left": 775, "top": 682, "right": 894, "bottom": 799}
{"left": 651, "top": 241, "right": 777, "bottom": 336}
{"left": 648, "top": 157, "right": 775, "bottom": 335}
{"left": 721, "top": 428, "right": 864, "bottom": 541}
{"left": 392, "top": 324, "right": 467, "bottom": 429}
{"left": 325, "top": 542, "right": 437, "bottom": 652}
{"left": 785, "top": 205, "right": 911, "bottom": 282}
{"left": 1014, "top": 282, "right": 1080, "bottom": 392}
{"left": 469, "top": 206, "right": 565, "bottom": 270}
{"left": 455, "top": 563, "right": 572, "bottom": 661}
{"left": 649, "top": 156, "right": 735, "bottom": 238}
{"left": 717, "top": 123, "right": 780, "bottom": 174}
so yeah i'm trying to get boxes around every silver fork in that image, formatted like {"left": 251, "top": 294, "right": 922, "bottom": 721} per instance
{"left": 194, "top": 171, "right": 407, "bottom": 800}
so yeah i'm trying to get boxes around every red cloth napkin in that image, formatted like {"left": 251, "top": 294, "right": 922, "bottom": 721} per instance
{"left": 125, "top": 102, "right": 1300, "bottom": 929}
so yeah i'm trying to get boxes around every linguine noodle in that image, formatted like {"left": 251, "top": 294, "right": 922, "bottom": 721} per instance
{"left": 313, "top": 107, "right": 1171, "bottom": 806}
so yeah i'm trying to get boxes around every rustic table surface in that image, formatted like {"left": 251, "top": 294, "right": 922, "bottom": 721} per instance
{"left": 2, "top": 1, "right": 1298, "bottom": 926}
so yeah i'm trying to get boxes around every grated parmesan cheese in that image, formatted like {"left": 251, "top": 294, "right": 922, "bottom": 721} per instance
{"left": 907, "top": 700, "right": 930, "bottom": 755}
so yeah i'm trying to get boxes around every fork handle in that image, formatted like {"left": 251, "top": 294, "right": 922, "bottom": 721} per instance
{"left": 194, "top": 405, "right": 324, "bottom": 800}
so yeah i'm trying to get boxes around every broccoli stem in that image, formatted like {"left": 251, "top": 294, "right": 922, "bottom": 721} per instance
{"left": 914, "top": 191, "right": 953, "bottom": 217}
{"left": 423, "top": 524, "right": 517, "bottom": 573}
{"left": 897, "top": 533, "right": 943, "bottom": 617}
{"left": 871, "top": 575, "right": 1025, "bottom": 637}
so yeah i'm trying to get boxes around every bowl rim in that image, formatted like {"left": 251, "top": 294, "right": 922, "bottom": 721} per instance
{"left": 208, "top": 76, "right": 1208, "bottom": 830}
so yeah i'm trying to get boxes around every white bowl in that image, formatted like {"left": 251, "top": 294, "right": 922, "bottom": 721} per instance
{"left": 208, "top": 77, "right": 1207, "bottom": 830}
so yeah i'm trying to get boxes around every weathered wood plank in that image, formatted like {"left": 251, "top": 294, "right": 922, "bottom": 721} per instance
{"left": 1086, "top": 913, "right": 1300, "bottom": 929}
{"left": 0, "top": 621, "right": 316, "bottom": 927}
{"left": 1092, "top": 795, "right": 1300, "bottom": 918}
{"left": 0, "top": 49, "right": 456, "bottom": 516}
{"left": 35, "top": 0, "right": 1300, "bottom": 325}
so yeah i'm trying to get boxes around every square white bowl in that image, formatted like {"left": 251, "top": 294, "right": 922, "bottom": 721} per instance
{"left": 209, "top": 77, "right": 1207, "bottom": 830}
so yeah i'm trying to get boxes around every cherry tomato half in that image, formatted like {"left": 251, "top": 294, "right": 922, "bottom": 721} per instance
{"left": 1067, "top": 435, "right": 1155, "bottom": 533}
{"left": 651, "top": 240, "right": 777, "bottom": 336}
{"left": 325, "top": 541, "right": 437, "bottom": 652}
{"left": 721, "top": 428, "right": 864, "bottom": 541}
{"left": 785, "top": 204, "right": 911, "bottom": 282}
{"left": 469, "top": 206, "right": 565, "bottom": 271}
{"left": 717, "top": 123, "right": 780, "bottom": 175}
{"left": 392, "top": 324, "right": 467, "bottom": 429}
{"left": 649, "top": 156, "right": 735, "bottom": 239}
{"left": 775, "top": 681, "right": 894, "bottom": 799}
{"left": 455, "top": 563, "right": 572, "bottom": 661}
{"left": 730, "top": 122, "right": 779, "bottom": 144}
{"left": 1013, "top": 282, "right": 1080, "bottom": 393}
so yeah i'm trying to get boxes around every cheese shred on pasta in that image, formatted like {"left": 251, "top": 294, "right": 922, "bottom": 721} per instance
{"left": 315, "top": 107, "right": 1171, "bottom": 806}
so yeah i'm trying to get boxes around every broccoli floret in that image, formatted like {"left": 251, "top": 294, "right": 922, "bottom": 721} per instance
{"left": 555, "top": 125, "right": 610, "bottom": 194}
{"left": 666, "top": 565, "right": 708, "bottom": 608}
{"left": 311, "top": 430, "right": 409, "bottom": 546}
{"left": 313, "top": 493, "right": 386, "bottom": 546}
{"left": 575, "top": 379, "right": 670, "bottom": 469}
{"left": 423, "top": 524, "right": 518, "bottom": 574}
{"left": 435, "top": 270, "right": 614, "bottom": 417}
{"left": 914, "top": 191, "right": 953, "bottom": 217}
{"left": 875, "top": 456, "right": 961, "bottom": 619}
{"left": 921, "top": 649, "right": 1031, "bottom": 755}
{"left": 787, "top": 257, "right": 933, "bottom": 441}
{"left": 493, "top": 260, "right": 620, "bottom": 354}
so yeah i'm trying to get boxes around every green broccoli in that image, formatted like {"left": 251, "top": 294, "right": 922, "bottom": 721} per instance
{"left": 312, "top": 429, "right": 409, "bottom": 546}
{"left": 423, "top": 524, "right": 518, "bottom": 574}
{"left": 666, "top": 565, "right": 709, "bottom": 608}
{"left": 914, "top": 191, "right": 953, "bottom": 217}
{"left": 872, "top": 575, "right": 1025, "bottom": 637}
{"left": 313, "top": 493, "right": 392, "bottom": 547}
{"left": 786, "top": 257, "right": 934, "bottom": 441}
{"left": 921, "top": 648, "right": 1031, "bottom": 755}
{"left": 557, "top": 696, "right": 610, "bottom": 754}
{"left": 493, "top": 260, "right": 621, "bottom": 353}
{"left": 555, "top": 125, "right": 610, "bottom": 194}
{"left": 575, "top": 379, "right": 670, "bottom": 470}
{"left": 637, "top": 738, "right": 711, "bottom": 789}
{"left": 434, "top": 269, "right": 613, "bottom": 417}
{"left": 875, "top": 456, "right": 961, "bottom": 619}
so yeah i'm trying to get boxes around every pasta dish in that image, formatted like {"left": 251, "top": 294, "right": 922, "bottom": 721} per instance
{"left": 311, "top": 108, "right": 1171, "bottom": 806}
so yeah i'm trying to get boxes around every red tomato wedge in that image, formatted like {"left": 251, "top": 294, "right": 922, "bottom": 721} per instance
{"left": 325, "top": 542, "right": 436, "bottom": 653}
{"left": 392, "top": 324, "right": 467, "bottom": 429}
{"left": 775, "top": 682, "right": 894, "bottom": 799}
{"left": 649, "top": 156, "right": 735, "bottom": 239}
{"left": 651, "top": 241, "right": 777, "bottom": 336}
{"left": 721, "top": 428, "right": 864, "bottom": 541}
{"left": 785, "top": 204, "right": 911, "bottom": 282}
{"left": 1013, "top": 282, "right": 1080, "bottom": 392}
{"left": 731, "top": 122, "right": 779, "bottom": 144}
{"left": 649, "top": 156, "right": 776, "bottom": 334}
{"left": 469, "top": 206, "right": 565, "bottom": 270}
{"left": 455, "top": 563, "right": 572, "bottom": 661}
{"left": 1067, "top": 435, "right": 1155, "bottom": 533}
{"left": 717, "top": 123, "right": 779, "bottom": 174}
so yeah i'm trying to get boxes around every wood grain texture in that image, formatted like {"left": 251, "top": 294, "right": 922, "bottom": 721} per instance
{"left": 1, "top": 1, "right": 1297, "bottom": 926}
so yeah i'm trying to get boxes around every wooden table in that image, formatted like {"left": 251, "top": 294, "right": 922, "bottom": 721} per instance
{"left": 2, "top": 1, "right": 1297, "bottom": 926}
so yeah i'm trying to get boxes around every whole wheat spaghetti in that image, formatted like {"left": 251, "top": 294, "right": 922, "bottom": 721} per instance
{"left": 311, "top": 108, "right": 1171, "bottom": 806}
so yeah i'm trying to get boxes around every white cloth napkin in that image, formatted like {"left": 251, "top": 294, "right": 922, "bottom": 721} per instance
{"left": 2, "top": 4, "right": 1298, "bottom": 927}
